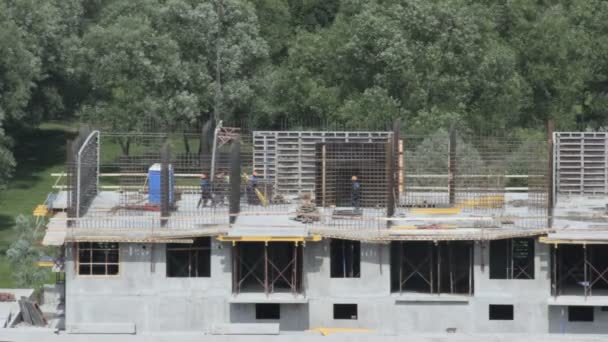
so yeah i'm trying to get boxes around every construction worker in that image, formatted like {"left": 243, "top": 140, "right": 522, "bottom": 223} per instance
{"left": 351, "top": 175, "right": 361, "bottom": 210}
{"left": 214, "top": 171, "right": 227, "bottom": 205}
{"left": 197, "top": 173, "right": 212, "bottom": 208}
{"left": 247, "top": 171, "right": 259, "bottom": 205}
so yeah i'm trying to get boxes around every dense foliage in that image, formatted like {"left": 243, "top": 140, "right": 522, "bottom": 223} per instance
{"left": 1, "top": 0, "right": 608, "bottom": 185}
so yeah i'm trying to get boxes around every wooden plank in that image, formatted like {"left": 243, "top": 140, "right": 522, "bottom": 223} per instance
{"left": 18, "top": 297, "right": 32, "bottom": 325}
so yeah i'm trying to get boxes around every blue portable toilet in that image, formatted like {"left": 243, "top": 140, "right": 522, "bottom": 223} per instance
{"left": 148, "top": 163, "right": 174, "bottom": 205}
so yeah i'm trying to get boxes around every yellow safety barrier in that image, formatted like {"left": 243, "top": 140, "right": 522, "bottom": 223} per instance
{"left": 217, "top": 235, "right": 323, "bottom": 243}
{"left": 409, "top": 208, "right": 460, "bottom": 215}
{"left": 456, "top": 195, "right": 505, "bottom": 209}
{"left": 33, "top": 205, "right": 49, "bottom": 217}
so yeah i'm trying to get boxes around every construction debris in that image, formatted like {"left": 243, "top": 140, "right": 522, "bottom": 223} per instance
{"left": 295, "top": 194, "right": 320, "bottom": 223}
{"left": 271, "top": 193, "right": 290, "bottom": 205}
{"left": 17, "top": 297, "right": 47, "bottom": 327}
{"left": 332, "top": 209, "right": 363, "bottom": 219}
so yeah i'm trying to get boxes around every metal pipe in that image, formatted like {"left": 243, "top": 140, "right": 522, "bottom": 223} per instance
{"left": 322, "top": 144, "right": 326, "bottom": 207}
{"left": 584, "top": 244, "right": 588, "bottom": 299}
{"left": 437, "top": 242, "right": 442, "bottom": 295}
{"left": 264, "top": 243, "right": 269, "bottom": 295}
{"left": 429, "top": 242, "right": 434, "bottom": 294}
{"left": 468, "top": 244, "right": 473, "bottom": 296}
{"left": 210, "top": 120, "right": 223, "bottom": 180}
{"left": 399, "top": 242, "right": 403, "bottom": 294}
{"left": 448, "top": 127, "right": 456, "bottom": 206}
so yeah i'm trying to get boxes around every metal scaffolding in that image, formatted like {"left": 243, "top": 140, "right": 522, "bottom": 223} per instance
{"left": 232, "top": 242, "right": 303, "bottom": 295}
{"left": 390, "top": 241, "right": 474, "bottom": 295}
{"left": 552, "top": 244, "right": 608, "bottom": 298}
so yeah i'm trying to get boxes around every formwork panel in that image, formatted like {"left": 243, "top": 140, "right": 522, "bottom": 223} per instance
{"left": 253, "top": 131, "right": 392, "bottom": 195}
{"left": 554, "top": 132, "right": 608, "bottom": 195}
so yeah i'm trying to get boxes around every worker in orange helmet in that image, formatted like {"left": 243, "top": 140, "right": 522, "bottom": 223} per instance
{"left": 351, "top": 175, "right": 361, "bottom": 210}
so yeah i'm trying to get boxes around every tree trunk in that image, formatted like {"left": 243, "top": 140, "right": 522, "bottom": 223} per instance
{"left": 119, "top": 137, "right": 131, "bottom": 156}
{"left": 183, "top": 133, "right": 191, "bottom": 154}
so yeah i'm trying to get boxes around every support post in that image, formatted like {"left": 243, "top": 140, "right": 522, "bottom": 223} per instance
{"left": 386, "top": 137, "right": 395, "bottom": 219}
{"left": 160, "top": 141, "right": 170, "bottom": 227}
{"left": 293, "top": 242, "right": 298, "bottom": 294}
{"left": 584, "top": 244, "right": 588, "bottom": 299}
{"left": 448, "top": 126, "right": 457, "bottom": 206}
{"left": 264, "top": 243, "right": 269, "bottom": 296}
{"left": 547, "top": 120, "right": 555, "bottom": 228}
{"left": 510, "top": 239, "right": 514, "bottom": 279}
{"left": 232, "top": 243, "right": 238, "bottom": 294}
{"left": 449, "top": 243, "right": 454, "bottom": 294}
{"left": 552, "top": 245, "right": 557, "bottom": 298}
{"left": 229, "top": 141, "right": 241, "bottom": 224}
{"left": 589, "top": 246, "right": 593, "bottom": 297}
{"left": 438, "top": 243, "right": 442, "bottom": 296}
{"left": 210, "top": 121, "right": 222, "bottom": 180}
{"left": 342, "top": 240, "right": 346, "bottom": 277}
{"left": 429, "top": 242, "right": 434, "bottom": 294}
{"left": 468, "top": 244, "right": 473, "bottom": 296}
{"left": 399, "top": 242, "right": 403, "bottom": 294}
{"left": 322, "top": 144, "right": 326, "bottom": 207}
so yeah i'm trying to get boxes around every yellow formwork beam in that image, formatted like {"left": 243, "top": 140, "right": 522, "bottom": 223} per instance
{"left": 216, "top": 235, "right": 322, "bottom": 243}
{"left": 307, "top": 327, "right": 373, "bottom": 336}
{"left": 539, "top": 236, "right": 608, "bottom": 245}
{"left": 409, "top": 208, "right": 460, "bottom": 215}
{"left": 391, "top": 224, "right": 458, "bottom": 230}
{"left": 456, "top": 195, "right": 505, "bottom": 209}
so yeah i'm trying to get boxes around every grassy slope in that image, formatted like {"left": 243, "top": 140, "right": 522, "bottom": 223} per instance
{"left": 0, "top": 122, "right": 76, "bottom": 287}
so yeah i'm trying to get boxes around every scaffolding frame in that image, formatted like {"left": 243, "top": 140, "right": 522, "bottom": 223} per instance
{"left": 552, "top": 244, "right": 608, "bottom": 298}
{"left": 232, "top": 242, "right": 302, "bottom": 295}
{"left": 391, "top": 241, "right": 474, "bottom": 296}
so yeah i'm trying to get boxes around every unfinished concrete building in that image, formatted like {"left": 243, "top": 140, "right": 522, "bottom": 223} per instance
{"left": 35, "top": 123, "right": 608, "bottom": 336}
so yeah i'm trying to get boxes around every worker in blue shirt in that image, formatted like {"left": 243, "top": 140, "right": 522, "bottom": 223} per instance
{"left": 247, "top": 171, "right": 259, "bottom": 205}
{"left": 351, "top": 175, "right": 361, "bottom": 210}
{"left": 197, "top": 173, "right": 212, "bottom": 208}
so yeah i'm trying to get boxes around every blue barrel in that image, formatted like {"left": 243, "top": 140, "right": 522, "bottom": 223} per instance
{"left": 148, "top": 163, "right": 174, "bottom": 205}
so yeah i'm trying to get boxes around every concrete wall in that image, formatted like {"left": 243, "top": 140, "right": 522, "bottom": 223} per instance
{"left": 64, "top": 239, "right": 568, "bottom": 334}
{"left": 65, "top": 240, "right": 232, "bottom": 332}
{"left": 549, "top": 306, "right": 608, "bottom": 334}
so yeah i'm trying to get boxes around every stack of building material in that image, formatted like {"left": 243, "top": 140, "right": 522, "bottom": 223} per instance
{"left": 17, "top": 297, "right": 47, "bottom": 327}
{"left": 295, "top": 194, "right": 319, "bottom": 223}
{"left": 0, "top": 293, "right": 15, "bottom": 302}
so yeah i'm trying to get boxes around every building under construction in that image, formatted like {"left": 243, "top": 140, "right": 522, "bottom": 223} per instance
{"left": 33, "top": 122, "right": 608, "bottom": 336}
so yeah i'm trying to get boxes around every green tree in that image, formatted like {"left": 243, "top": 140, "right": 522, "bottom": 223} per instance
{"left": 74, "top": 14, "right": 189, "bottom": 154}
{"left": 6, "top": 216, "right": 48, "bottom": 288}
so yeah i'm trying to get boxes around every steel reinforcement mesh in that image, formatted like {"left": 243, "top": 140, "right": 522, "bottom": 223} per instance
{"left": 65, "top": 126, "right": 549, "bottom": 232}
{"left": 398, "top": 129, "right": 549, "bottom": 229}
{"left": 67, "top": 128, "right": 98, "bottom": 220}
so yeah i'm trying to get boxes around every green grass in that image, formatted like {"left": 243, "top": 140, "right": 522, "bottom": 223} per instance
{"left": 0, "top": 122, "right": 77, "bottom": 287}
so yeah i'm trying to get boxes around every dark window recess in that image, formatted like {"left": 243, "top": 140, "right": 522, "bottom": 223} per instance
{"left": 166, "top": 237, "right": 211, "bottom": 277}
{"left": 334, "top": 304, "right": 358, "bottom": 320}
{"left": 490, "top": 238, "right": 534, "bottom": 280}
{"left": 489, "top": 305, "right": 514, "bottom": 320}
{"left": 256, "top": 304, "right": 280, "bottom": 320}
{"left": 568, "top": 306, "right": 594, "bottom": 322}
{"left": 330, "top": 239, "right": 361, "bottom": 278}
{"left": 390, "top": 241, "right": 473, "bottom": 294}
{"left": 78, "top": 242, "right": 119, "bottom": 276}
{"left": 601, "top": 306, "right": 608, "bottom": 312}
